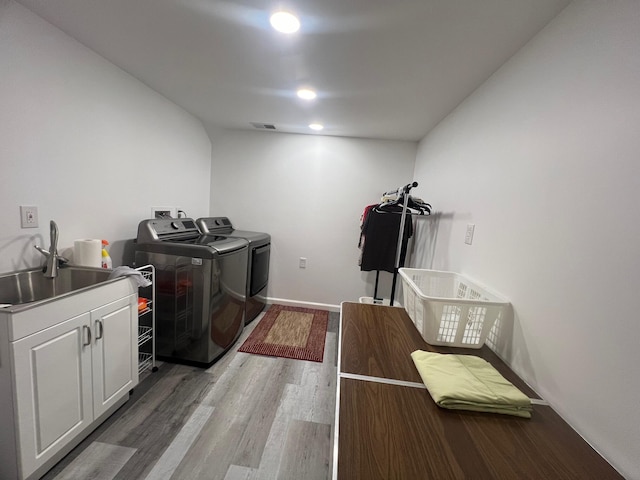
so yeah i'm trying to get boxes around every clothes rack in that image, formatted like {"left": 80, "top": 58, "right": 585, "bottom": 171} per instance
{"left": 362, "top": 181, "right": 430, "bottom": 306}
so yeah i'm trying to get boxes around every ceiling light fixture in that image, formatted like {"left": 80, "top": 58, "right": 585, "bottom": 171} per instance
{"left": 297, "top": 88, "right": 317, "bottom": 100}
{"left": 309, "top": 123, "right": 324, "bottom": 131}
{"left": 270, "top": 11, "right": 300, "bottom": 34}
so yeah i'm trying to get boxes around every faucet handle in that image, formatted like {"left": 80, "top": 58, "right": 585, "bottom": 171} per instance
{"left": 34, "top": 245, "right": 50, "bottom": 258}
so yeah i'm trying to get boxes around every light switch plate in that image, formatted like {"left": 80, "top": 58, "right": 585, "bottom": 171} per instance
{"left": 20, "top": 205, "right": 39, "bottom": 228}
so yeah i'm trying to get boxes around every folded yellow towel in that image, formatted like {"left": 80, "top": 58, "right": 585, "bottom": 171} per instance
{"left": 411, "top": 350, "right": 532, "bottom": 418}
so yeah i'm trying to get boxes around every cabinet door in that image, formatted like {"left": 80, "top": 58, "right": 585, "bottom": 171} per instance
{"left": 91, "top": 294, "right": 138, "bottom": 418}
{"left": 12, "top": 312, "right": 93, "bottom": 479}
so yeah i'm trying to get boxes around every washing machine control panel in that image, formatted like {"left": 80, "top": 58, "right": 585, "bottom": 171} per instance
{"left": 137, "top": 218, "right": 200, "bottom": 242}
{"left": 150, "top": 219, "right": 197, "bottom": 234}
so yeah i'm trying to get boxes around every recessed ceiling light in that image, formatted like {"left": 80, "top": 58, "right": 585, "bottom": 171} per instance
{"left": 270, "top": 11, "right": 300, "bottom": 34}
{"left": 309, "top": 123, "right": 324, "bottom": 131}
{"left": 297, "top": 88, "right": 317, "bottom": 100}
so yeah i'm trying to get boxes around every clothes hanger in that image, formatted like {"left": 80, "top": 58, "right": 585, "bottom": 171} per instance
{"left": 376, "top": 195, "right": 431, "bottom": 215}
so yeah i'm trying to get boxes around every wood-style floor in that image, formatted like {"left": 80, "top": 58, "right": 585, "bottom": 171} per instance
{"left": 42, "top": 310, "right": 339, "bottom": 480}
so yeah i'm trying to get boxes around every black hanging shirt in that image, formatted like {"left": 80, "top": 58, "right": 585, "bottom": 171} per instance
{"left": 360, "top": 206, "right": 413, "bottom": 273}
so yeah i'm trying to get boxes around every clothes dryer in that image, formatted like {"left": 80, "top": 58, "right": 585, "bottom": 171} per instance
{"left": 196, "top": 217, "right": 270, "bottom": 323}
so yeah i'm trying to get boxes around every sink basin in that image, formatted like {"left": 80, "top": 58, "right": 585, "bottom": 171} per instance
{"left": 0, "top": 266, "right": 112, "bottom": 306}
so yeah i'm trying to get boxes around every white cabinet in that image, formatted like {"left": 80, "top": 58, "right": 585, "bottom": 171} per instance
{"left": 13, "top": 312, "right": 94, "bottom": 477}
{"left": 91, "top": 296, "right": 138, "bottom": 417}
{"left": 0, "top": 278, "right": 138, "bottom": 480}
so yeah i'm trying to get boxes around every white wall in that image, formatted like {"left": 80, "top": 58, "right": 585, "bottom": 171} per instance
{"left": 0, "top": 1, "right": 211, "bottom": 273}
{"left": 207, "top": 127, "right": 418, "bottom": 308}
{"left": 412, "top": 1, "right": 640, "bottom": 477}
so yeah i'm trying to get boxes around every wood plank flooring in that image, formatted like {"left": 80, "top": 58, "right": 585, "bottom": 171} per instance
{"left": 42, "top": 310, "right": 339, "bottom": 480}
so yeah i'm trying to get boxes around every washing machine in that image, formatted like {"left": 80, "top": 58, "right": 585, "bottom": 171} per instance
{"left": 196, "top": 217, "right": 270, "bottom": 323}
{"left": 135, "top": 218, "right": 248, "bottom": 367}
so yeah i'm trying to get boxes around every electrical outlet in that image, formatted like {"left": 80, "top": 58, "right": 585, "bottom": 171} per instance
{"left": 465, "top": 224, "right": 475, "bottom": 245}
{"left": 299, "top": 257, "right": 307, "bottom": 269}
{"left": 20, "top": 205, "right": 39, "bottom": 228}
{"left": 151, "top": 207, "right": 177, "bottom": 219}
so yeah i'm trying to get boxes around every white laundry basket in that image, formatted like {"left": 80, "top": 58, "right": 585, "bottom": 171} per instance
{"left": 399, "top": 268, "right": 509, "bottom": 349}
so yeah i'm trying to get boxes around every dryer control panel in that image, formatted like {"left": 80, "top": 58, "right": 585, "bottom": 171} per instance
{"left": 196, "top": 216, "right": 232, "bottom": 234}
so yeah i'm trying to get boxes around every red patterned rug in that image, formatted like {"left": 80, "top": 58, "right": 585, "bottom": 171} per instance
{"left": 238, "top": 304, "right": 329, "bottom": 362}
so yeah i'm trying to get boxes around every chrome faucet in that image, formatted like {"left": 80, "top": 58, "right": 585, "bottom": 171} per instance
{"left": 35, "top": 220, "right": 68, "bottom": 278}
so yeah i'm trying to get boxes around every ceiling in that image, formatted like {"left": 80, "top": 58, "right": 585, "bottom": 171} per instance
{"left": 16, "top": 0, "right": 570, "bottom": 141}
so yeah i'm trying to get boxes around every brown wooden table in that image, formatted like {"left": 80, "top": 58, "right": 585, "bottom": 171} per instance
{"left": 334, "top": 302, "right": 622, "bottom": 480}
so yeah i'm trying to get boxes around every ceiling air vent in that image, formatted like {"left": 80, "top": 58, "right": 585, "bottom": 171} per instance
{"left": 250, "top": 122, "right": 277, "bottom": 130}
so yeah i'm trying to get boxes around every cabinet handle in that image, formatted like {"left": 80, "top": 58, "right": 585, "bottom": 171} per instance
{"left": 96, "top": 319, "right": 104, "bottom": 340}
{"left": 83, "top": 325, "right": 92, "bottom": 346}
